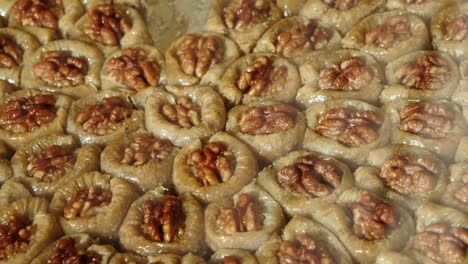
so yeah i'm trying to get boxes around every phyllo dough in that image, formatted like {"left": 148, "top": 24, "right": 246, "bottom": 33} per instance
{"left": 0, "top": 141, "right": 11, "bottom": 185}
{"left": 276, "top": 0, "right": 306, "bottom": 16}
{"left": 456, "top": 137, "right": 468, "bottom": 163}
{"left": 210, "top": 249, "right": 257, "bottom": 264}
{"left": 441, "top": 162, "right": 468, "bottom": 214}
{"left": 386, "top": 0, "right": 459, "bottom": 22}
{"left": 0, "top": 179, "right": 30, "bottom": 207}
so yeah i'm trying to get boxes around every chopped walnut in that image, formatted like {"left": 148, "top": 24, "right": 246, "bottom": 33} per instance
{"left": 120, "top": 134, "right": 173, "bottom": 166}
{"left": 322, "top": 0, "right": 358, "bottom": 11}
{"left": 318, "top": 58, "right": 373, "bottom": 91}
{"left": 0, "top": 215, "right": 36, "bottom": 260}
{"left": 239, "top": 103, "right": 297, "bottom": 135}
{"left": 315, "top": 107, "right": 383, "bottom": 147}
{"left": 141, "top": 196, "right": 185, "bottom": 242}
{"left": 63, "top": 186, "right": 112, "bottom": 220}
{"left": 161, "top": 96, "right": 201, "bottom": 128}
{"left": 11, "top": 0, "right": 61, "bottom": 29}
{"left": 445, "top": 12, "right": 468, "bottom": 41}
{"left": 237, "top": 56, "right": 287, "bottom": 97}
{"left": 395, "top": 54, "right": 450, "bottom": 90}
{"left": 223, "top": 256, "right": 240, "bottom": 264}
{"left": 175, "top": 34, "right": 224, "bottom": 78}
{"left": 454, "top": 173, "right": 468, "bottom": 204}
{"left": 106, "top": 48, "right": 160, "bottom": 91}
{"left": 76, "top": 96, "right": 132, "bottom": 136}
{"left": 26, "top": 145, "right": 76, "bottom": 182}
{"left": 0, "top": 94, "right": 57, "bottom": 133}
{"left": 399, "top": 102, "right": 453, "bottom": 139}
{"left": 223, "top": 0, "right": 271, "bottom": 30}
{"left": 0, "top": 36, "right": 23, "bottom": 68}
{"left": 278, "top": 235, "right": 336, "bottom": 264}
{"left": 365, "top": 16, "right": 411, "bottom": 48}
{"left": 277, "top": 155, "right": 341, "bottom": 198}
{"left": 187, "top": 142, "right": 236, "bottom": 186}
{"left": 47, "top": 237, "right": 101, "bottom": 264}
{"left": 412, "top": 223, "right": 467, "bottom": 264}
{"left": 83, "top": 4, "right": 131, "bottom": 46}
{"left": 33, "top": 51, "right": 88, "bottom": 87}
{"left": 217, "top": 193, "right": 264, "bottom": 235}
{"left": 348, "top": 191, "right": 398, "bottom": 240}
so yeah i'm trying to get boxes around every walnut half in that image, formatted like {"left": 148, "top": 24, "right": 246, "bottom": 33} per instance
{"left": 239, "top": 103, "right": 297, "bottom": 135}
{"left": 27, "top": 144, "right": 76, "bottom": 182}
{"left": 33, "top": 51, "right": 88, "bottom": 87}
{"left": 83, "top": 5, "right": 131, "bottom": 46}
{"left": 318, "top": 58, "right": 373, "bottom": 91}
{"left": 223, "top": 0, "right": 271, "bottom": 31}
{"left": 11, "top": 0, "right": 61, "bottom": 29}
{"left": 120, "top": 134, "right": 173, "bottom": 166}
{"left": 0, "top": 36, "right": 23, "bottom": 68}
{"left": 278, "top": 235, "right": 336, "bottom": 264}
{"left": 217, "top": 193, "right": 264, "bottom": 235}
{"left": 63, "top": 186, "right": 112, "bottom": 220}
{"left": 365, "top": 16, "right": 411, "bottom": 49}
{"left": 395, "top": 54, "right": 450, "bottom": 90}
{"left": 445, "top": 12, "right": 468, "bottom": 41}
{"left": 161, "top": 96, "right": 201, "bottom": 128}
{"left": 399, "top": 102, "right": 453, "bottom": 139}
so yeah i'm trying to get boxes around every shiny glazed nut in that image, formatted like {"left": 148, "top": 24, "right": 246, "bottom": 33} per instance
{"left": 0, "top": 94, "right": 57, "bottom": 133}
{"left": 83, "top": 4, "right": 131, "bottom": 46}
{"left": 277, "top": 155, "right": 341, "bottom": 198}
{"left": 217, "top": 193, "right": 264, "bottom": 235}
{"left": 0, "top": 215, "right": 36, "bottom": 260}
{"left": 187, "top": 142, "right": 236, "bottom": 186}
{"left": 454, "top": 173, "right": 468, "bottom": 204}
{"left": 399, "top": 102, "right": 453, "bottom": 139}
{"left": 395, "top": 54, "right": 450, "bottom": 90}
{"left": 106, "top": 48, "right": 160, "bottom": 91}
{"left": 0, "top": 36, "right": 23, "bottom": 68}
{"left": 63, "top": 186, "right": 112, "bottom": 220}
{"left": 365, "top": 16, "right": 411, "bottom": 48}
{"left": 322, "top": 0, "right": 358, "bottom": 11}
{"left": 33, "top": 51, "right": 88, "bottom": 87}
{"left": 120, "top": 134, "right": 173, "bottom": 166}
{"left": 239, "top": 103, "right": 297, "bottom": 135}
{"left": 315, "top": 108, "right": 383, "bottom": 147}
{"left": 141, "top": 196, "right": 185, "bottom": 242}
{"left": 237, "top": 56, "right": 287, "bottom": 97}
{"left": 175, "top": 34, "right": 224, "bottom": 78}
{"left": 161, "top": 96, "right": 201, "bottom": 128}
{"left": 223, "top": 0, "right": 271, "bottom": 30}
{"left": 76, "top": 96, "right": 132, "bottom": 136}
{"left": 444, "top": 12, "right": 468, "bottom": 41}
{"left": 278, "top": 235, "right": 336, "bottom": 264}
{"left": 47, "top": 237, "right": 102, "bottom": 264}
{"left": 347, "top": 191, "right": 398, "bottom": 240}
{"left": 27, "top": 144, "right": 76, "bottom": 182}
{"left": 11, "top": 0, "right": 61, "bottom": 29}
{"left": 318, "top": 58, "right": 373, "bottom": 91}
{"left": 412, "top": 223, "right": 468, "bottom": 264}
{"left": 223, "top": 256, "right": 240, "bottom": 264}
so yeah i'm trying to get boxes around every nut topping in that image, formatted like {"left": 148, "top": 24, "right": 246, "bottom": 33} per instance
{"left": 120, "top": 134, "right": 173, "bottom": 166}
{"left": 348, "top": 191, "right": 398, "bottom": 240}
{"left": 277, "top": 155, "right": 341, "bottom": 198}
{"left": 0, "top": 215, "right": 36, "bottom": 260}
{"left": 454, "top": 173, "right": 468, "bottom": 204}
{"left": 0, "top": 36, "right": 23, "bottom": 68}
{"left": 239, "top": 103, "right": 297, "bottom": 135}
{"left": 237, "top": 56, "right": 287, "bottom": 97}
{"left": 161, "top": 96, "right": 201, "bottom": 128}
{"left": 106, "top": 48, "right": 160, "bottom": 91}
{"left": 76, "top": 96, "right": 132, "bottom": 136}
{"left": 47, "top": 237, "right": 101, "bottom": 264}
{"left": 365, "top": 16, "right": 411, "bottom": 49}
{"left": 83, "top": 4, "right": 131, "bottom": 46}
{"left": 217, "top": 193, "right": 264, "bottom": 235}
{"left": 322, "top": 0, "right": 358, "bottom": 11}
{"left": 187, "top": 142, "right": 236, "bottom": 186}
{"left": 395, "top": 54, "right": 450, "bottom": 90}
{"left": 0, "top": 94, "right": 57, "bottom": 133}
{"left": 223, "top": 256, "right": 240, "bottom": 264}
{"left": 278, "top": 235, "right": 336, "bottom": 264}
{"left": 404, "top": 0, "right": 427, "bottom": 4}
{"left": 445, "top": 12, "right": 468, "bottom": 41}
{"left": 175, "top": 34, "right": 224, "bottom": 78}
{"left": 315, "top": 108, "right": 383, "bottom": 146}
{"left": 63, "top": 186, "right": 112, "bottom": 220}
{"left": 141, "top": 196, "right": 185, "bottom": 242}
{"left": 223, "top": 0, "right": 271, "bottom": 30}
{"left": 33, "top": 51, "right": 88, "bottom": 87}
{"left": 27, "top": 144, "right": 76, "bottom": 182}
{"left": 318, "top": 58, "right": 373, "bottom": 91}
{"left": 399, "top": 102, "right": 453, "bottom": 139}
{"left": 412, "top": 223, "right": 467, "bottom": 264}
{"left": 11, "top": 0, "right": 61, "bottom": 29}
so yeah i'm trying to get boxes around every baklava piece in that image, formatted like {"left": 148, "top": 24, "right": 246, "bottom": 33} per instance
{"left": 441, "top": 162, "right": 468, "bottom": 213}
{"left": 49, "top": 171, "right": 139, "bottom": 241}
{"left": 226, "top": 101, "right": 306, "bottom": 163}
{"left": 165, "top": 32, "right": 240, "bottom": 86}
{"left": 210, "top": 249, "right": 257, "bottom": 264}
{"left": 173, "top": 131, "right": 257, "bottom": 204}
{"left": 0, "top": 179, "right": 30, "bottom": 207}
{"left": 386, "top": 0, "right": 459, "bottom": 22}
{"left": 21, "top": 39, "right": 104, "bottom": 98}
{"left": 204, "top": 0, "right": 283, "bottom": 53}
{"left": 342, "top": 11, "right": 429, "bottom": 63}
{"left": 455, "top": 137, "right": 468, "bottom": 163}
{"left": 205, "top": 182, "right": 285, "bottom": 251}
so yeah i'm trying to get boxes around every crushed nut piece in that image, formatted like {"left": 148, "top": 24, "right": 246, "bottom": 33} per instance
{"left": 47, "top": 237, "right": 101, "bottom": 264}
{"left": 63, "top": 186, "right": 112, "bottom": 220}
{"left": 223, "top": 0, "right": 271, "bottom": 30}
{"left": 399, "top": 102, "right": 453, "bottom": 139}
{"left": 161, "top": 96, "right": 201, "bottom": 128}
{"left": 83, "top": 4, "right": 131, "bottom": 46}
{"left": 318, "top": 58, "right": 373, "bottom": 91}
{"left": 365, "top": 16, "right": 411, "bottom": 48}
{"left": 239, "top": 103, "right": 297, "bottom": 135}
{"left": 217, "top": 193, "right": 264, "bottom": 235}
{"left": 0, "top": 215, "right": 36, "bottom": 260}
{"left": 120, "top": 134, "right": 173, "bottom": 166}
{"left": 395, "top": 54, "right": 450, "bottom": 90}
{"left": 223, "top": 256, "right": 240, "bottom": 264}
{"left": 141, "top": 196, "right": 185, "bottom": 242}
{"left": 445, "top": 12, "right": 468, "bottom": 41}
{"left": 454, "top": 173, "right": 468, "bottom": 204}
{"left": 0, "top": 36, "right": 23, "bottom": 68}
{"left": 33, "top": 51, "right": 88, "bottom": 87}
{"left": 27, "top": 145, "right": 76, "bottom": 182}
{"left": 11, "top": 0, "right": 61, "bottom": 29}
{"left": 278, "top": 235, "right": 336, "bottom": 264}
{"left": 322, "top": 0, "right": 358, "bottom": 11}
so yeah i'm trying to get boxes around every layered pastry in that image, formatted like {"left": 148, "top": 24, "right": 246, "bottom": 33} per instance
{"left": 276, "top": 0, "right": 307, "bottom": 16}
{"left": 386, "top": 0, "right": 459, "bottom": 22}
{"left": 147, "top": 253, "right": 206, "bottom": 264}
{"left": 109, "top": 252, "right": 148, "bottom": 264}
{"left": 456, "top": 137, "right": 468, "bottom": 163}
{"left": 441, "top": 162, "right": 468, "bottom": 213}
{"left": 0, "top": 179, "right": 30, "bottom": 207}
{"left": 0, "top": 141, "right": 11, "bottom": 185}
{"left": 21, "top": 39, "right": 104, "bottom": 98}
{"left": 209, "top": 249, "right": 257, "bottom": 264}
{"left": 172, "top": 131, "right": 258, "bottom": 204}
{"left": 453, "top": 60, "right": 468, "bottom": 123}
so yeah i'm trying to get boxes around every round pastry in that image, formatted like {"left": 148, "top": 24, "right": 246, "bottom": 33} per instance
{"left": 441, "top": 162, "right": 468, "bottom": 213}
{"left": 226, "top": 101, "right": 306, "bottom": 163}
{"left": 342, "top": 11, "right": 429, "bottom": 63}
{"left": 165, "top": 32, "right": 241, "bottom": 86}
{"left": 0, "top": 179, "right": 31, "bottom": 207}
{"left": 455, "top": 137, "right": 468, "bottom": 163}
{"left": 276, "top": 0, "right": 307, "bottom": 16}
{"left": 386, "top": 0, "right": 459, "bottom": 22}
{"left": 209, "top": 249, "right": 257, "bottom": 264}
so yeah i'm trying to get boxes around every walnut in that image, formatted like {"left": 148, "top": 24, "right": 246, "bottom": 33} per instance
{"left": 83, "top": 4, "right": 131, "bottom": 46}
{"left": 63, "top": 186, "right": 112, "bottom": 220}
{"left": 318, "top": 58, "right": 373, "bottom": 91}
{"left": 26, "top": 144, "right": 76, "bottom": 182}
{"left": 322, "top": 0, "right": 358, "bottom": 11}
{"left": 278, "top": 235, "right": 336, "bottom": 264}
{"left": 277, "top": 155, "right": 341, "bottom": 198}
{"left": 141, "top": 196, "right": 185, "bottom": 242}
{"left": 120, "top": 134, "right": 173, "bottom": 166}
{"left": 0, "top": 94, "right": 57, "bottom": 133}
{"left": 175, "top": 34, "right": 224, "bottom": 78}
{"left": 75, "top": 96, "right": 132, "bottom": 136}
{"left": 223, "top": 256, "right": 240, "bottom": 264}
{"left": 187, "top": 142, "right": 236, "bottom": 187}
{"left": 11, "top": 0, "right": 61, "bottom": 29}
{"left": 315, "top": 108, "right": 383, "bottom": 147}
{"left": 454, "top": 173, "right": 468, "bottom": 204}
{"left": 106, "top": 48, "right": 160, "bottom": 91}
{"left": 217, "top": 193, "right": 264, "bottom": 235}
{"left": 0, "top": 214, "right": 36, "bottom": 260}
{"left": 237, "top": 56, "right": 287, "bottom": 97}
{"left": 399, "top": 102, "right": 453, "bottom": 139}
{"left": 412, "top": 223, "right": 467, "bottom": 264}
{"left": 223, "top": 0, "right": 271, "bottom": 30}
{"left": 445, "top": 12, "right": 468, "bottom": 41}
{"left": 348, "top": 191, "right": 398, "bottom": 240}
{"left": 161, "top": 96, "right": 201, "bottom": 128}
{"left": 33, "top": 51, "right": 88, "bottom": 87}
{"left": 395, "top": 54, "right": 450, "bottom": 90}
{"left": 0, "top": 36, "right": 23, "bottom": 68}
{"left": 47, "top": 237, "right": 101, "bottom": 264}
{"left": 239, "top": 103, "right": 298, "bottom": 135}
{"left": 365, "top": 16, "right": 411, "bottom": 48}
